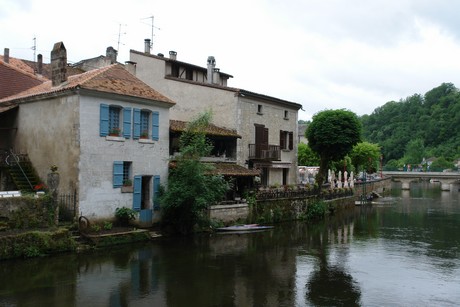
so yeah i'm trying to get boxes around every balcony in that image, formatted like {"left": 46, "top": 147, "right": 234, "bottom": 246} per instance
{"left": 248, "top": 144, "right": 281, "bottom": 160}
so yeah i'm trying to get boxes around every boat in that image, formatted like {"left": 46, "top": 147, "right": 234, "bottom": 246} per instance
{"left": 216, "top": 224, "right": 274, "bottom": 233}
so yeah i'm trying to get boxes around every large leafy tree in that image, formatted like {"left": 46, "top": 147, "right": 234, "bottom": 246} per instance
{"left": 160, "top": 112, "right": 230, "bottom": 234}
{"left": 306, "top": 109, "right": 362, "bottom": 185}
{"left": 349, "top": 142, "right": 381, "bottom": 173}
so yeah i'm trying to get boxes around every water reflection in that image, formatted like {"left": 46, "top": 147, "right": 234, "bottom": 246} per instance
{"left": 1, "top": 182, "right": 459, "bottom": 306}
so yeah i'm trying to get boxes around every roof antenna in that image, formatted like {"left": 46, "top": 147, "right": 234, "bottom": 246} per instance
{"left": 32, "top": 37, "right": 36, "bottom": 62}
{"left": 141, "top": 15, "right": 160, "bottom": 52}
{"left": 117, "top": 23, "right": 127, "bottom": 52}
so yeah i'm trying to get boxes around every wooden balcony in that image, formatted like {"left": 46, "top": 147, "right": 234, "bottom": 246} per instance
{"left": 248, "top": 144, "right": 281, "bottom": 160}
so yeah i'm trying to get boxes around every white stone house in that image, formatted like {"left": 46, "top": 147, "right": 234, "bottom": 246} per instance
{"left": 0, "top": 42, "right": 175, "bottom": 224}
{"left": 130, "top": 41, "right": 302, "bottom": 187}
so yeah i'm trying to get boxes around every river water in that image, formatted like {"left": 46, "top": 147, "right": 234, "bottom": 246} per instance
{"left": 1, "top": 182, "right": 459, "bottom": 306}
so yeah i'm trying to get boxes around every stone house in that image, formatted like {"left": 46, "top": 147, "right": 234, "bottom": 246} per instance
{"left": 0, "top": 42, "right": 175, "bottom": 225}
{"left": 129, "top": 40, "right": 302, "bottom": 189}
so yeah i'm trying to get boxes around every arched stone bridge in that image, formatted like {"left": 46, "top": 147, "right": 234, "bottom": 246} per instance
{"left": 382, "top": 171, "right": 460, "bottom": 191}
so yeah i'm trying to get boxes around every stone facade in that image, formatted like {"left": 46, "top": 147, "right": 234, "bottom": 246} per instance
{"left": 130, "top": 50, "right": 302, "bottom": 186}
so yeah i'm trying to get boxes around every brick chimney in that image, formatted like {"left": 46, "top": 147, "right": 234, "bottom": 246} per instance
{"left": 51, "top": 42, "right": 67, "bottom": 86}
{"left": 144, "top": 39, "right": 151, "bottom": 54}
{"left": 169, "top": 51, "right": 177, "bottom": 60}
{"left": 3, "top": 48, "right": 9, "bottom": 63}
{"left": 37, "top": 54, "right": 43, "bottom": 75}
{"left": 106, "top": 46, "right": 117, "bottom": 64}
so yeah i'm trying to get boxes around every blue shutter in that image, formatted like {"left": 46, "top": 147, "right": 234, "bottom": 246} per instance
{"left": 153, "top": 175, "right": 160, "bottom": 210}
{"left": 113, "top": 161, "right": 123, "bottom": 188}
{"left": 133, "top": 108, "right": 141, "bottom": 139}
{"left": 100, "top": 104, "right": 109, "bottom": 136}
{"left": 133, "top": 176, "right": 142, "bottom": 211}
{"left": 152, "top": 111, "right": 159, "bottom": 141}
{"left": 123, "top": 107, "right": 132, "bottom": 138}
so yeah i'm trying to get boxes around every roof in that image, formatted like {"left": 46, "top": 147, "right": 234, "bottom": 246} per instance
{"left": 0, "top": 64, "right": 175, "bottom": 106}
{"left": 0, "top": 61, "right": 44, "bottom": 99}
{"left": 0, "top": 55, "right": 84, "bottom": 80}
{"left": 130, "top": 49, "right": 234, "bottom": 78}
{"left": 170, "top": 119, "right": 241, "bottom": 138}
{"left": 205, "top": 163, "right": 260, "bottom": 177}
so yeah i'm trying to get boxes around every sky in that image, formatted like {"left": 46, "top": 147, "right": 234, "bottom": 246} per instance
{"left": 2, "top": 0, "right": 460, "bottom": 121}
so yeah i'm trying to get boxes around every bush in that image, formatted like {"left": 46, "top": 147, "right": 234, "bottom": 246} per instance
{"left": 115, "top": 207, "right": 137, "bottom": 226}
{"left": 306, "top": 200, "right": 328, "bottom": 220}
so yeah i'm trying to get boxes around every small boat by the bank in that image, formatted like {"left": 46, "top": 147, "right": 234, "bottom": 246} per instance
{"left": 216, "top": 224, "right": 274, "bottom": 233}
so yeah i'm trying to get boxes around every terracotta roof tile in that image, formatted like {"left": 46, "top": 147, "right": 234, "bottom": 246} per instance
{"left": 170, "top": 119, "right": 240, "bottom": 138}
{"left": 0, "top": 61, "right": 44, "bottom": 99}
{"left": 0, "top": 64, "right": 175, "bottom": 106}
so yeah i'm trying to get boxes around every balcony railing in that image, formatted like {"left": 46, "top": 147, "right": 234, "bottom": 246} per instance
{"left": 248, "top": 144, "right": 281, "bottom": 160}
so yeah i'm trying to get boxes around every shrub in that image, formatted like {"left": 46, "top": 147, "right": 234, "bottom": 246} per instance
{"left": 306, "top": 200, "right": 328, "bottom": 220}
{"left": 115, "top": 207, "right": 137, "bottom": 226}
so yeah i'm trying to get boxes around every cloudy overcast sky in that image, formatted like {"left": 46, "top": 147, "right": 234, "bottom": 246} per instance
{"left": 2, "top": 0, "right": 460, "bottom": 120}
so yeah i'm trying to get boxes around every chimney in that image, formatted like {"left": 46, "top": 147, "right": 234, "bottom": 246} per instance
{"left": 144, "top": 39, "right": 151, "bottom": 54}
{"left": 51, "top": 42, "right": 67, "bottom": 86}
{"left": 213, "top": 68, "right": 220, "bottom": 85}
{"left": 207, "top": 56, "right": 215, "bottom": 84}
{"left": 37, "top": 54, "right": 43, "bottom": 75}
{"left": 106, "top": 46, "right": 117, "bottom": 64}
{"left": 3, "top": 48, "right": 9, "bottom": 63}
{"left": 169, "top": 51, "right": 177, "bottom": 60}
{"left": 125, "top": 61, "right": 137, "bottom": 75}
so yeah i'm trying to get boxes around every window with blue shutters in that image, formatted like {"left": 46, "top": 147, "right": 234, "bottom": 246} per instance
{"left": 100, "top": 104, "right": 109, "bottom": 136}
{"left": 140, "top": 110, "right": 150, "bottom": 138}
{"left": 113, "top": 161, "right": 132, "bottom": 188}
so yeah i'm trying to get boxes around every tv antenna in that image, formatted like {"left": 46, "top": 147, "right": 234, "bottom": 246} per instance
{"left": 117, "top": 23, "right": 127, "bottom": 52}
{"left": 141, "top": 15, "right": 160, "bottom": 52}
{"left": 31, "top": 37, "right": 36, "bottom": 62}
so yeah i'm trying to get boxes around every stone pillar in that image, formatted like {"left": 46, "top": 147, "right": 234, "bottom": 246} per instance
{"left": 47, "top": 167, "right": 60, "bottom": 226}
{"left": 400, "top": 179, "right": 412, "bottom": 190}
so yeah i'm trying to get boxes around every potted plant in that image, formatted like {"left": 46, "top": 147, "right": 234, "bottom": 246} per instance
{"left": 109, "top": 127, "right": 121, "bottom": 136}
{"left": 121, "top": 179, "right": 133, "bottom": 193}
{"left": 140, "top": 130, "right": 149, "bottom": 139}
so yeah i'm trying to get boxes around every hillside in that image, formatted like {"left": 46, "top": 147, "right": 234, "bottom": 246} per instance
{"left": 361, "top": 83, "right": 460, "bottom": 164}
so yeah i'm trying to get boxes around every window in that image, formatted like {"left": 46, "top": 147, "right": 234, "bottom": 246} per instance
{"left": 109, "top": 106, "right": 120, "bottom": 133}
{"left": 140, "top": 110, "right": 150, "bottom": 138}
{"left": 280, "top": 130, "right": 294, "bottom": 150}
{"left": 100, "top": 104, "right": 131, "bottom": 138}
{"left": 284, "top": 110, "right": 289, "bottom": 119}
{"left": 133, "top": 108, "right": 159, "bottom": 140}
{"left": 257, "top": 104, "right": 263, "bottom": 114}
{"left": 113, "top": 161, "right": 132, "bottom": 188}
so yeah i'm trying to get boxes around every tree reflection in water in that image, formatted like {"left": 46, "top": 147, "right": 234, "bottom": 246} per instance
{"left": 305, "top": 212, "right": 362, "bottom": 306}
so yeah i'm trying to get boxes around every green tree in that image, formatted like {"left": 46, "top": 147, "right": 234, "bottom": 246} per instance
{"left": 430, "top": 157, "right": 454, "bottom": 172}
{"left": 306, "top": 109, "right": 362, "bottom": 185}
{"left": 160, "top": 112, "right": 230, "bottom": 234}
{"left": 403, "top": 138, "right": 425, "bottom": 165}
{"left": 349, "top": 142, "right": 381, "bottom": 173}
{"left": 298, "top": 143, "right": 320, "bottom": 166}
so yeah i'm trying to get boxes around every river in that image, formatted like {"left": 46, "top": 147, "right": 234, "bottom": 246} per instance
{"left": 0, "top": 181, "right": 459, "bottom": 306}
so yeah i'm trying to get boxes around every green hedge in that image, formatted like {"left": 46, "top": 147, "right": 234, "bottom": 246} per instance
{"left": 0, "top": 228, "right": 76, "bottom": 260}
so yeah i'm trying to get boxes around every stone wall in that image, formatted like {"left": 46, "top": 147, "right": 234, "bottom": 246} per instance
{"left": 0, "top": 196, "right": 55, "bottom": 229}
{"left": 209, "top": 203, "right": 249, "bottom": 224}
